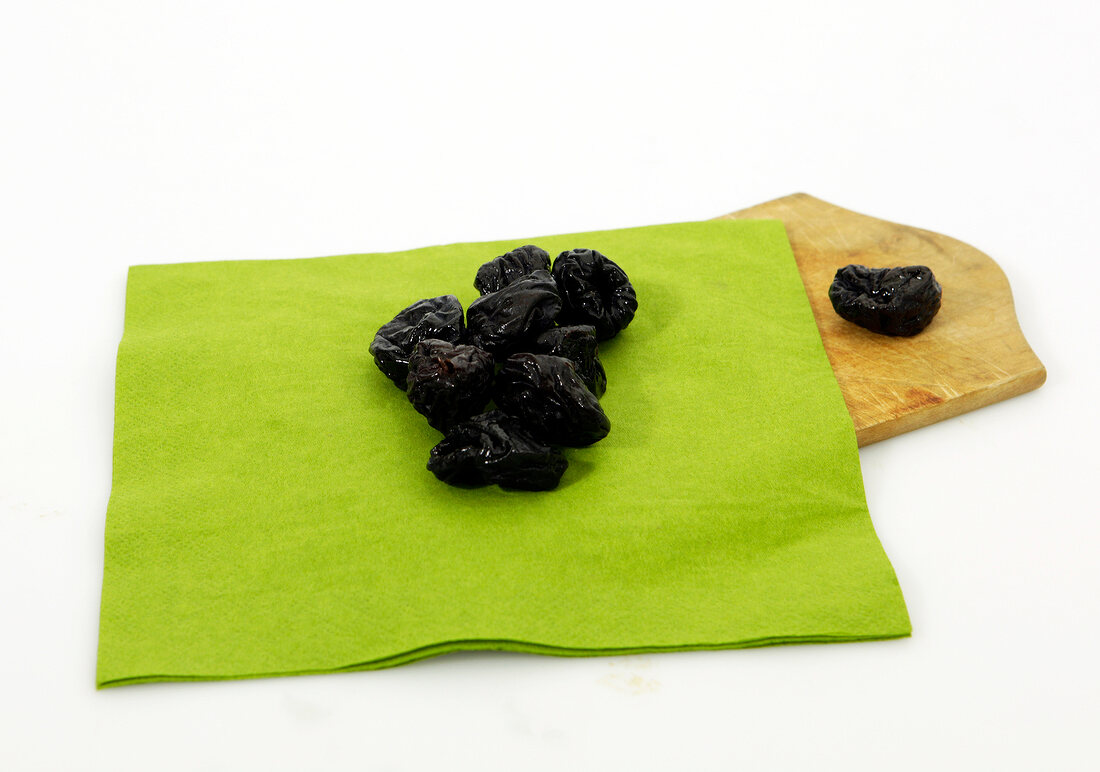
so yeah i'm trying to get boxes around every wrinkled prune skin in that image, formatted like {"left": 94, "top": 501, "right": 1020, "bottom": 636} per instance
{"left": 466, "top": 270, "right": 562, "bottom": 356}
{"left": 369, "top": 295, "right": 466, "bottom": 388}
{"left": 535, "top": 325, "right": 607, "bottom": 397}
{"left": 406, "top": 339, "right": 495, "bottom": 432}
{"left": 427, "top": 410, "right": 568, "bottom": 490}
{"left": 551, "top": 249, "right": 637, "bottom": 341}
{"left": 494, "top": 353, "right": 610, "bottom": 447}
{"left": 829, "top": 265, "right": 942, "bottom": 336}
{"left": 474, "top": 244, "right": 552, "bottom": 295}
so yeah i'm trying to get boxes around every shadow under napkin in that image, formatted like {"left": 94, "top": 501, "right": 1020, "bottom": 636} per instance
{"left": 96, "top": 220, "right": 909, "bottom": 687}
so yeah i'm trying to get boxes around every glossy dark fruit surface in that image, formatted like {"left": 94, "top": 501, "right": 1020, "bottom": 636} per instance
{"left": 828, "top": 265, "right": 942, "bottom": 337}
{"left": 473, "top": 244, "right": 552, "bottom": 295}
{"left": 494, "top": 353, "right": 610, "bottom": 447}
{"left": 369, "top": 295, "right": 466, "bottom": 388}
{"left": 371, "top": 245, "right": 637, "bottom": 490}
{"left": 406, "top": 339, "right": 495, "bottom": 432}
{"left": 466, "top": 270, "right": 562, "bottom": 355}
{"left": 535, "top": 325, "right": 607, "bottom": 397}
{"left": 427, "top": 410, "right": 568, "bottom": 490}
{"left": 551, "top": 248, "right": 637, "bottom": 341}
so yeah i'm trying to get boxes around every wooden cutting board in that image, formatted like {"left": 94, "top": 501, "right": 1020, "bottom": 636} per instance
{"left": 718, "top": 194, "right": 1046, "bottom": 446}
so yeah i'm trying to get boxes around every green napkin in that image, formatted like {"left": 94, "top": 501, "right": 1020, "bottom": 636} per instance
{"left": 96, "top": 220, "right": 910, "bottom": 687}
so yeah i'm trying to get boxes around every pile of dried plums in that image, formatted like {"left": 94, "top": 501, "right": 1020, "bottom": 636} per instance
{"left": 370, "top": 245, "right": 637, "bottom": 490}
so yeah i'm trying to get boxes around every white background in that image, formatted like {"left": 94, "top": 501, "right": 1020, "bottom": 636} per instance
{"left": 2, "top": 1, "right": 1098, "bottom": 770}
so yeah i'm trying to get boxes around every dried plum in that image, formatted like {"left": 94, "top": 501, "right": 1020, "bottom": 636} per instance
{"left": 466, "top": 270, "right": 561, "bottom": 355}
{"left": 494, "top": 353, "right": 610, "bottom": 447}
{"left": 535, "top": 325, "right": 607, "bottom": 397}
{"left": 406, "top": 339, "right": 495, "bottom": 432}
{"left": 551, "top": 249, "right": 637, "bottom": 341}
{"left": 427, "top": 410, "right": 568, "bottom": 490}
{"left": 474, "top": 244, "right": 551, "bottom": 295}
{"left": 369, "top": 295, "right": 466, "bottom": 388}
{"left": 828, "top": 265, "right": 942, "bottom": 336}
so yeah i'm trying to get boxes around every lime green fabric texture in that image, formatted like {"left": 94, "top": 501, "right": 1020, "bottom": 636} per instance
{"left": 96, "top": 220, "right": 910, "bottom": 687}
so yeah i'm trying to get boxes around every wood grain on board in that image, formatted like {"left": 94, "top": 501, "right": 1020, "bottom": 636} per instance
{"left": 718, "top": 194, "right": 1045, "bottom": 446}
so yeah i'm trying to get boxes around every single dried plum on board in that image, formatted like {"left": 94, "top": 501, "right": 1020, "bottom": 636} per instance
{"left": 494, "top": 353, "right": 610, "bottom": 447}
{"left": 369, "top": 295, "right": 466, "bottom": 388}
{"left": 828, "top": 265, "right": 942, "bottom": 336}
{"left": 535, "top": 325, "right": 607, "bottom": 397}
{"left": 466, "top": 270, "right": 561, "bottom": 356}
{"left": 406, "top": 339, "right": 495, "bottom": 432}
{"left": 551, "top": 248, "right": 637, "bottom": 341}
{"left": 474, "top": 244, "right": 552, "bottom": 295}
{"left": 427, "top": 410, "right": 568, "bottom": 491}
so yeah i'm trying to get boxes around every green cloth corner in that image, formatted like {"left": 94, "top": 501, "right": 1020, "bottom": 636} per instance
{"left": 96, "top": 220, "right": 910, "bottom": 687}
